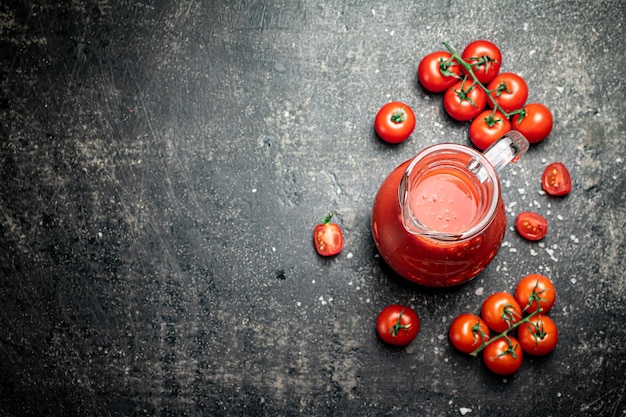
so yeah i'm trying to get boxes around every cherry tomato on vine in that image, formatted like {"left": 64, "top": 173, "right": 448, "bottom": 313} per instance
{"left": 483, "top": 336, "right": 523, "bottom": 375}
{"left": 461, "top": 40, "right": 502, "bottom": 84}
{"left": 515, "top": 273, "right": 556, "bottom": 314}
{"left": 515, "top": 211, "right": 548, "bottom": 241}
{"left": 443, "top": 78, "right": 487, "bottom": 121}
{"left": 418, "top": 51, "right": 461, "bottom": 93}
{"left": 487, "top": 72, "right": 529, "bottom": 112}
{"left": 469, "top": 110, "right": 511, "bottom": 150}
{"left": 374, "top": 102, "right": 416, "bottom": 143}
{"left": 542, "top": 162, "right": 572, "bottom": 196}
{"left": 518, "top": 315, "right": 558, "bottom": 356}
{"left": 449, "top": 313, "right": 490, "bottom": 354}
{"left": 376, "top": 304, "right": 420, "bottom": 346}
{"left": 511, "top": 103, "right": 553, "bottom": 144}
{"left": 481, "top": 292, "right": 522, "bottom": 333}
{"left": 313, "top": 213, "right": 344, "bottom": 256}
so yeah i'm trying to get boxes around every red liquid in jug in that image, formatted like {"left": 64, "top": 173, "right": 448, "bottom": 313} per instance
{"left": 371, "top": 160, "right": 506, "bottom": 287}
{"left": 410, "top": 169, "right": 479, "bottom": 234}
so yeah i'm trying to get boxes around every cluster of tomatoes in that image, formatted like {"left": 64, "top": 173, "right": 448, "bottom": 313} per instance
{"left": 416, "top": 39, "right": 553, "bottom": 150}
{"left": 373, "top": 40, "right": 555, "bottom": 151}
{"left": 449, "top": 274, "right": 558, "bottom": 375}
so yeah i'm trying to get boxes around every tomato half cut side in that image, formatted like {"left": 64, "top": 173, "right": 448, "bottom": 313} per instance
{"left": 515, "top": 212, "right": 548, "bottom": 241}
{"left": 542, "top": 162, "right": 572, "bottom": 196}
{"left": 313, "top": 213, "right": 344, "bottom": 256}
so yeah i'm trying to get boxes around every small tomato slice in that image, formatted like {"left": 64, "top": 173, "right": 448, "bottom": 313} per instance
{"left": 449, "top": 313, "right": 490, "bottom": 354}
{"left": 515, "top": 273, "right": 556, "bottom": 314}
{"left": 417, "top": 51, "right": 461, "bottom": 93}
{"left": 511, "top": 103, "right": 553, "bottom": 144}
{"left": 313, "top": 213, "right": 344, "bottom": 256}
{"left": 518, "top": 315, "right": 558, "bottom": 356}
{"left": 374, "top": 102, "right": 416, "bottom": 144}
{"left": 515, "top": 212, "right": 548, "bottom": 241}
{"left": 376, "top": 304, "right": 420, "bottom": 346}
{"left": 461, "top": 40, "right": 502, "bottom": 84}
{"left": 443, "top": 78, "right": 488, "bottom": 121}
{"left": 486, "top": 72, "right": 529, "bottom": 112}
{"left": 483, "top": 336, "right": 523, "bottom": 375}
{"left": 469, "top": 110, "right": 511, "bottom": 150}
{"left": 542, "top": 162, "right": 572, "bottom": 196}
{"left": 481, "top": 292, "right": 522, "bottom": 333}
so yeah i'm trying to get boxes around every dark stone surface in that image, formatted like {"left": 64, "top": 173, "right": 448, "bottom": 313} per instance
{"left": 1, "top": 1, "right": 625, "bottom": 416}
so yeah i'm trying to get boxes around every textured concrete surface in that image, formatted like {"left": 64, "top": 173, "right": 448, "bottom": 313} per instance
{"left": 1, "top": 1, "right": 625, "bottom": 416}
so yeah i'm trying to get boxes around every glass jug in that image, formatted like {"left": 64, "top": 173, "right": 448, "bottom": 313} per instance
{"left": 371, "top": 131, "right": 529, "bottom": 287}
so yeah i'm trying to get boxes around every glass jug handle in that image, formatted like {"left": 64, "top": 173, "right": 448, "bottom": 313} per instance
{"left": 468, "top": 130, "right": 529, "bottom": 183}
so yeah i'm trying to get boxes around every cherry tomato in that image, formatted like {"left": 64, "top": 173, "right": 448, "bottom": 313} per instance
{"left": 374, "top": 102, "right": 416, "bottom": 143}
{"left": 461, "top": 40, "right": 502, "bottom": 84}
{"left": 417, "top": 51, "right": 461, "bottom": 93}
{"left": 541, "top": 162, "right": 572, "bottom": 196}
{"left": 469, "top": 110, "right": 511, "bottom": 150}
{"left": 483, "top": 336, "right": 523, "bottom": 375}
{"left": 515, "top": 273, "right": 556, "bottom": 314}
{"left": 518, "top": 315, "right": 558, "bottom": 356}
{"left": 515, "top": 211, "right": 548, "bottom": 241}
{"left": 443, "top": 78, "right": 488, "bottom": 121}
{"left": 449, "top": 313, "right": 490, "bottom": 354}
{"left": 486, "top": 72, "right": 529, "bottom": 112}
{"left": 313, "top": 213, "right": 344, "bottom": 256}
{"left": 481, "top": 292, "right": 522, "bottom": 333}
{"left": 511, "top": 103, "right": 553, "bottom": 144}
{"left": 376, "top": 304, "right": 420, "bottom": 346}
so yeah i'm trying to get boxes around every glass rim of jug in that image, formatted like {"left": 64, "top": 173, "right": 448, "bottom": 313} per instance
{"left": 400, "top": 142, "right": 500, "bottom": 241}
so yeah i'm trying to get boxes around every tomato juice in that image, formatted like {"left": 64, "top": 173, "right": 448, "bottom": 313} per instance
{"left": 372, "top": 152, "right": 507, "bottom": 287}
{"left": 409, "top": 169, "right": 479, "bottom": 235}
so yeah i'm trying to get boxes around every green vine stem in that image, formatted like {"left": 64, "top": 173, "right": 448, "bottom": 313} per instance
{"left": 469, "top": 291, "right": 545, "bottom": 357}
{"left": 442, "top": 41, "right": 526, "bottom": 121}
{"left": 390, "top": 309, "right": 412, "bottom": 336}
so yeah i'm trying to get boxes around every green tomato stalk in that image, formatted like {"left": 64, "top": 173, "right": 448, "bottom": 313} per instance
{"left": 469, "top": 291, "right": 545, "bottom": 357}
{"left": 442, "top": 41, "right": 526, "bottom": 121}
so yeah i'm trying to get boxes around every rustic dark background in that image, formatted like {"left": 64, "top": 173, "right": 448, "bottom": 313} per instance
{"left": 1, "top": 1, "right": 625, "bottom": 416}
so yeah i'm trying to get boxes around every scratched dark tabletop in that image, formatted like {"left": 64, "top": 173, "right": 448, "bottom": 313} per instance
{"left": 1, "top": 1, "right": 625, "bottom": 416}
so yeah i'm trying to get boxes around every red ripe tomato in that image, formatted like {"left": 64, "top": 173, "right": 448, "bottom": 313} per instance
{"left": 486, "top": 72, "right": 529, "bottom": 112}
{"left": 515, "top": 211, "right": 548, "bottom": 241}
{"left": 469, "top": 110, "right": 511, "bottom": 150}
{"left": 511, "top": 103, "right": 553, "bottom": 144}
{"left": 313, "top": 213, "right": 344, "bottom": 256}
{"left": 518, "top": 315, "right": 558, "bottom": 356}
{"left": 418, "top": 51, "right": 461, "bottom": 93}
{"left": 376, "top": 304, "right": 420, "bottom": 346}
{"left": 481, "top": 292, "right": 522, "bottom": 333}
{"left": 515, "top": 273, "right": 556, "bottom": 314}
{"left": 483, "top": 336, "right": 523, "bottom": 375}
{"left": 449, "top": 313, "right": 490, "bottom": 354}
{"left": 374, "top": 102, "right": 416, "bottom": 143}
{"left": 443, "top": 78, "right": 488, "bottom": 121}
{"left": 542, "top": 162, "right": 572, "bottom": 196}
{"left": 461, "top": 40, "right": 502, "bottom": 84}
